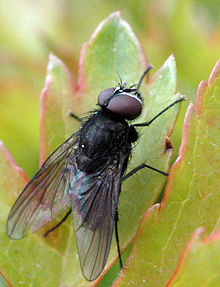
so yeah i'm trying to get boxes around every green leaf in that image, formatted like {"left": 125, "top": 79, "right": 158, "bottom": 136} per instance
{"left": 0, "top": 87, "right": 40, "bottom": 177}
{"left": 0, "top": 275, "right": 8, "bottom": 287}
{"left": 0, "top": 143, "right": 64, "bottom": 287}
{"left": 0, "top": 12, "right": 182, "bottom": 286}
{"left": 116, "top": 55, "right": 182, "bottom": 251}
{"left": 166, "top": 228, "right": 220, "bottom": 286}
{"left": 113, "top": 59, "right": 220, "bottom": 286}
{"left": 0, "top": 141, "right": 28, "bottom": 206}
{"left": 40, "top": 53, "right": 78, "bottom": 164}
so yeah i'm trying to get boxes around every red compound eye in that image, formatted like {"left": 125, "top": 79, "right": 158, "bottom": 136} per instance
{"left": 98, "top": 88, "right": 142, "bottom": 120}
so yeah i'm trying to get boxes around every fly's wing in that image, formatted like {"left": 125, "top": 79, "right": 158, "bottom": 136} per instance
{"left": 70, "top": 156, "right": 125, "bottom": 281}
{"left": 7, "top": 132, "right": 79, "bottom": 239}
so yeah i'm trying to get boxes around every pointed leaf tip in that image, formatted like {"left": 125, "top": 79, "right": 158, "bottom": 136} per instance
{"left": 0, "top": 141, "right": 28, "bottom": 206}
{"left": 40, "top": 53, "right": 77, "bottom": 163}
{"left": 208, "top": 58, "right": 220, "bottom": 84}
{"left": 78, "top": 12, "right": 148, "bottom": 102}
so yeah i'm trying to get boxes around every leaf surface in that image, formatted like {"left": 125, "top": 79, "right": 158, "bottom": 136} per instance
{"left": 166, "top": 228, "right": 220, "bottom": 287}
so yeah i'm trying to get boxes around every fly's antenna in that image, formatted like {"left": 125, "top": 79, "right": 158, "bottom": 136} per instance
{"left": 116, "top": 72, "right": 123, "bottom": 87}
{"left": 136, "top": 64, "right": 154, "bottom": 92}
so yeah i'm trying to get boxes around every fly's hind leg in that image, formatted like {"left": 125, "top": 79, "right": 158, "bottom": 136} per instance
{"left": 115, "top": 208, "right": 123, "bottom": 269}
{"left": 44, "top": 208, "right": 72, "bottom": 237}
{"left": 117, "top": 163, "right": 168, "bottom": 270}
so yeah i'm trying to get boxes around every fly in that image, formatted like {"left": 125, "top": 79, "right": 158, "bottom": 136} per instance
{"left": 7, "top": 65, "right": 184, "bottom": 281}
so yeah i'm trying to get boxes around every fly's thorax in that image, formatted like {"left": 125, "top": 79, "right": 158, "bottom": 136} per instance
{"left": 76, "top": 110, "right": 132, "bottom": 172}
{"left": 78, "top": 113, "right": 114, "bottom": 157}
{"left": 110, "top": 123, "right": 131, "bottom": 155}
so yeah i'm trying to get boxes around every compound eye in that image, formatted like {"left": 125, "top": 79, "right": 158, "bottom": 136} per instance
{"left": 98, "top": 88, "right": 142, "bottom": 120}
{"left": 98, "top": 88, "right": 116, "bottom": 107}
{"left": 108, "top": 94, "right": 142, "bottom": 119}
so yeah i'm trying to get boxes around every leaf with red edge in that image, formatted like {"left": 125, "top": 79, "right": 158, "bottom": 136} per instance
{"left": 40, "top": 11, "right": 182, "bottom": 285}
{"left": 113, "top": 59, "right": 220, "bottom": 287}
{"left": 166, "top": 228, "right": 220, "bottom": 286}
{"left": 0, "top": 143, "right": 64, "bottom": 287}
{"left": 114, "top": 54, "right": 182, "bottom": 255}
{"left": 0, "top": 141, "right": 28, "bottom": 206}
{"left": 40, "top": 52, "right": 77, "bottom": 164}
{"left": 0, "top": 12, "right": 183, "bottom": 286}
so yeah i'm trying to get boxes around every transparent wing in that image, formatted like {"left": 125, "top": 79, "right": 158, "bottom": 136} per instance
{"left": 7, "top": 132, "right": 79, "bottom": 239}
{"left": 70, "top": 157, "right": 125, "bottom": 281}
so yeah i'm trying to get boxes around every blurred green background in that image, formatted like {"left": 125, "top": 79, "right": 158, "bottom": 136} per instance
{"left": 0, "top": 0, "right": 219, "bottom": 177}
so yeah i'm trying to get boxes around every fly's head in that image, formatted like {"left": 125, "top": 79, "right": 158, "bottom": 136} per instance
{"left": 97, "top": 65, "right": 153, "bottom": 120}
{"left": 98, "top": 84, "right": 143, "bottom": 120}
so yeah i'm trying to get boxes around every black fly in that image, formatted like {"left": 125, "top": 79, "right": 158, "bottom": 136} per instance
{"left": 7, "top": 65, "right": 184, "bottom": 281}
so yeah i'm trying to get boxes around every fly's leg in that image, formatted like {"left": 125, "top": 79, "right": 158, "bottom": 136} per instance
{"left": 132, "top": 96, "right": 185, "bottom": 127}
{"left": 118, "top": 165, "right": 168, "bottom": 264}
{"left": 44, "top": 208, "right": 72, "bottom": 237}
{"left": 115, "top": 208, "right": 123, "bottom": 269}
{"left": 125, "top": 97, "right": 185, "bottom": 179}
{"left": 122, "top": 163, "right": 168, "bottom": 181}
{"left": 119, "top": 164, "right": 168, "bottom": 268}
{"left": 69, "top": 112, "right": 83, "bottom": 124}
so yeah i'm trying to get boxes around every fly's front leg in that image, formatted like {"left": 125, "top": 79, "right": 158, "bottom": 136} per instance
{"left": 132, "top": 96, "right": 185, "bottom": 127}
{"left": 126, "top": 96, "right": 185, "bottom": 180}
{"left": 69, "top": 112, "right": 83, "bottom": 124}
